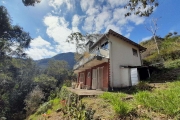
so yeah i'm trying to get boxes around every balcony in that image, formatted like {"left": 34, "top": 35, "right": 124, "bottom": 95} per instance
{"left": 73, "top": 48, "right": 109, "bottom": 71}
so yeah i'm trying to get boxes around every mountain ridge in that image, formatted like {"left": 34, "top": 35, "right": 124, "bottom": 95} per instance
{"left": 35, "top": 52, "right": 75, "bottom": 69}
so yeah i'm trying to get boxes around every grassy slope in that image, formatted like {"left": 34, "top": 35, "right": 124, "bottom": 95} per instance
{"left": 140, "top": 36, "right": 180, "bottom": 64}
{"left": 28, "top": 80, "right": 180, "bottom": 120}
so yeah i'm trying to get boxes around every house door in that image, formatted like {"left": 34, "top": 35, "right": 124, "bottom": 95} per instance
{"left": 92, "top": 69, "right": 97, "bottom": 89}
{"left": 120, "top": 68, "right": 130, "bottom": 87}
{"left": 97, "top": 67, "right": 103, "bottom": 89}
{"left": 131, "top": 68, "right": 139, "bottom": 86}
{"left": 79, "top": 73, "right": 85, "bottom": 84}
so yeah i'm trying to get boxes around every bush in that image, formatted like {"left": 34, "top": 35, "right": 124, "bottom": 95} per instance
{"left": 135, "top": 81, "right": 152, "bottom": 91}
{"left": 164, "top": 59, "right": 180, "bottom": 69}
{"left": 35, "top": 102, "right": 52, "bottom": 115}
{"left": 24, "top": 86, "right": 45, "bottom": 116}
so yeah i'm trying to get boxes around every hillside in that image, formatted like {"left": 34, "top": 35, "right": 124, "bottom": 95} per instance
{"left": 140, "top": 35, "right": 180, "bottom": 64}
{"left": 27, "top": 35, "right": 180, "bottom": 120}
{"left": 36, "top": 52, "right": 75, "bottom": 69}
{"left": 28, "top": 80, "right": 180, "bottom": 120}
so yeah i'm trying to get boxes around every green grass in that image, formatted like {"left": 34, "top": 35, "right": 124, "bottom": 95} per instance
{"left": 134, "top": 81, "right": 180, "bottom": 116}
{"left": 28, "top": 97, "right": 62, "bottom": 120}
{"left": 51, "top": 98, "right": 62, "bottom": 110}
{"left": 100, "top": 92, "right": 133, "bottom": 115}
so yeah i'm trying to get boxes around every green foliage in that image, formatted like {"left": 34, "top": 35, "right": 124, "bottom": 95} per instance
{"left": 35, "top": 102, "right": 52, "bottom": 115}
{"left": 100, "top": 92, "right": 133, "bottom": 115}
{"left": 141, "top": 35, "right": 180, "bottom": 64}
{"left": 164, "top": 59, "right": 180, "bottom": 69}
{"left": 0, "top": 73, "right": 12, "bottom": 81}
{"left": 63, "top": 80, "right": 72, "bottom": 87}
{"left": 135, "top": 81, "right": 180, "bottom": 116}
{"left": 34, "top": 74, "right": 57, "bottom": 88}
{"left": 45, "top": 60, "right": 69, "bottom": 86}
{"left": 58, "top": 87, "right": 95, "bottom": 119}
{"left": 0, "top": 6, "right": 32, "bottom": 59}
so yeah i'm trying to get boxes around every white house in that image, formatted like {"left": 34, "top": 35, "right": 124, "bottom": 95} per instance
{"left": 74, "top": 29, "right": 146, "bottom": 91}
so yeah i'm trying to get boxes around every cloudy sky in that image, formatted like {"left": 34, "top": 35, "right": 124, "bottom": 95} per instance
{"left": 1, "top": 0, "right": 180, "bottom": 60}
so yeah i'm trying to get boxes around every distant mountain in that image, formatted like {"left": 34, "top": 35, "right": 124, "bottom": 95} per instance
{"left": 36, "top": 52, "right": 75, "bottom": 69}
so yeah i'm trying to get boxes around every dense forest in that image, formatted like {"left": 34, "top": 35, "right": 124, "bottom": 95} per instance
{"left": 0, "top": 6, "right": 75, "bottom": 120}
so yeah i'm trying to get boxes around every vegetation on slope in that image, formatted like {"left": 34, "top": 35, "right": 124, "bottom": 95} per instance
{"left": 28, "top": 80, "right": 180, "bottom": 120}
{"left": 140, "top": 35, "right": 180, "bottom": 64}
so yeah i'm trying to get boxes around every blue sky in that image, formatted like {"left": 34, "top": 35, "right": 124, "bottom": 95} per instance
{"left": 1, "top": 0, "right": 180, "bottom": 60}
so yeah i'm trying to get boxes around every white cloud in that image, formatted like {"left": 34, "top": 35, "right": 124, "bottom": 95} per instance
{"left": 72, "top": 14, "right": 80, "bottom": 27}
{"left": 107, "top": 0, "right": 128, "bottom": 8}
{"left": 141, "top": 36, "right": 152, "bottom": 42}
{"left": 82, "top": 15, "right": 95, "bottom": 32}
{"left": 94, "top": 11, "right": 111, "bottom": 32}
{"left": 127, "top": 14, "right": 145, "bottom": 25}
{"left": 43, "top": 15, "right": 76, "bottom": 53}
{"left": 105, "top": 24, "right": 121, "bottom": 34}
{"left": 80, "top": 0, "right": 95, "bottom": 12}
{"left": 113, "top": 8, "right": 128, "bottom": 25}
{"left": 26, "top": 36, "right": 56, "bottom": 60}
{"left": 30, "top": 36, "right": 51, "bottom": 48}
{"left": 80, "top": 2, "right": 145, "bottom": 35}
{"left": 41, "top": 0, "right": 148, "bottom": 60}
{"left": 86, "top": 7, "right": 99, "bottom": 16}
{"left": 113, "top": 8, "right": 145, "bottom": 25}
{"left": 49, "top": 0, "right": 74, "bottom": 10}
{"left": 26, "top": 48, "right": 56, "bottom": 60}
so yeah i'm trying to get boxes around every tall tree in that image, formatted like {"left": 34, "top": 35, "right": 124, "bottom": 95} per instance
{"left": 145, "top": 18, "right": 160, "bottom": 54}
{"left": 0, "top": 6, "right": 32, "bottom": 59}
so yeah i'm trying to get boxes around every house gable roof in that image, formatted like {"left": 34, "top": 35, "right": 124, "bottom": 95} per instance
{"left": 90, "top": 29, "right": 146, "bottom": 52}
{"left": 108, "top": 29, "right": 146, "bottom": 52}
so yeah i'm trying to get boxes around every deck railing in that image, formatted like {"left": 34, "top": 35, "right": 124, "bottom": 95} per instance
{"left": 73, "top": 49, "right": 109, "bottom": 70}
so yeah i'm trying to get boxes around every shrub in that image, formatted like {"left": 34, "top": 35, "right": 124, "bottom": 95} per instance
{"left": 35, "top": 102, "right": 52, "bottom": 115}
{"left": 135, "top": 81, "right": 152, "bottom": 91}
{"left": 24, "top": 86, "right": 45, "bottom": 116}
{"left": 164, "top": 59, "right": 180, "bottom": 69}
{"left": 63, "top": 80, "right": 72, "bottom": 87}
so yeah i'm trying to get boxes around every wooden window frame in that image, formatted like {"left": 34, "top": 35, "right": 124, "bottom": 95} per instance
{"left": 132, "top": 48, "right": 138, "bottom": 57}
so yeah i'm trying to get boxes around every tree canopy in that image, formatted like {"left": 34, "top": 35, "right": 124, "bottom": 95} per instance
{"left": 22, "top": 0, "right": 41, "bottom": 6}
{"left": 0, "top": 6, "right": 32, "bottom": 59}
{"left": 125, "top": 0, "right": 159, "bottom": 17}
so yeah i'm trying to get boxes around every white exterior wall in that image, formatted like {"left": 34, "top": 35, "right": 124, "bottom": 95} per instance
{"left": 109, "top": 35, "right": 141, "bottom": 87}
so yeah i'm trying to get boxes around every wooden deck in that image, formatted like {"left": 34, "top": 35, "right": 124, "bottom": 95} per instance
{"left": 66, "top": 87, "right": 104, "bottom": 96}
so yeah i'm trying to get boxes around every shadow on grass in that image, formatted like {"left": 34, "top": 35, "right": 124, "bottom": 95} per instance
{"left": 109, "top": 82, "right": 154, "bottom": 95}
